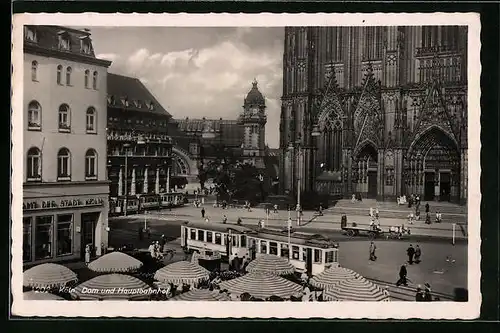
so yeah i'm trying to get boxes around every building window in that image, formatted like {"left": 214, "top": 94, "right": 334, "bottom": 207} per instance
{"left": 31, "top": 61, "right": 38, "bottom": 81}
{"left": 57, "top": 65, "right": 62, "bottom": 85}
{"left": 281, "top": 243, "right": 289, "bottom": 258}
{"left": 58, "top": 104, "right": 71, "bottom": 132}
{"left": 35, "top": 215, "right": 54, "bottom": 260}
{"left": 59, "top": 34, "right": 70, "bottom": 50}
{"left": 27, "top": 101, "right": 41, "bottom": 130}
{"left": 27, "top": 147, "right": 42, "bottom": 181}
{"left": 93, "top": 71, "right": 98, "bottom": 90}
{"left": 197, "top": 230, "right": 204, "bottom": 241}
{"left": 269, "top": 241, "right": 278, "bottom": 255}
{"left": 57, "top": 214, "right": 73, "bottom": 256}
{"left": 214, "top": 233, "right": 222, "bottom": 245}
{"left": 84, "top": 70, "right": 90, "bottom": 88}
{"left": 86, "top": 107, "right": 96, "bottom": 133}
{"left": 240, "top": 235, "right": 247, "bottom": 247}
{"left": 292, "top": 245, "right": 300, "bottom": 260}
{"left": 314, "top": 249, "right": 322, "bottom": 263}
{"left": 81, "top": 39, "right": 91, "bottom": 54}
{"left": 66, "top": 67, "right": 72, "bottom": 85}
{"left": 24, "top": 27, "right": 37, "bottom": 42}
{"left": 57, "top": 148, "right": 71, "bottom": 180}
{"left": 260, "top": 240, "right": 267, "bottom": 254}
{"left": 85, "top": 149, "right": 97, "bottom": 180}
{"left": 23, "top": 217, "right": 32, "bottom": 262}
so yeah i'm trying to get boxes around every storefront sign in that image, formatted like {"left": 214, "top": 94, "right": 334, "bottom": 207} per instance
{"left": 23, "top": 197, "right": 105, "bottom": 212}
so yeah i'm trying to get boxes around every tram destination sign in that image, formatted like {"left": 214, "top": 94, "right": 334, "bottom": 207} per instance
{"left": 23, "top": 197, "right": 105, "bottom": 211}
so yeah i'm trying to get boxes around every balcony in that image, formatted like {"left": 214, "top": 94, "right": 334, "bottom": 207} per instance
{"left": 107, "top": 131, "right": 172, "bottom": 144}
{"left": 416, "top": 45, "right": 461, "bottom": 57}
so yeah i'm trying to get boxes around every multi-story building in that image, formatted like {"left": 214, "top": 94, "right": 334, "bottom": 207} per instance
{"left": 106, "top": 73, "right": 176, "bottom": 215}
{"left": 279, "top": 26, "right": 468, "bottom": 204}
{"left": 23, "top": 25, "right": 112, "bottom": 265}
{"left": 170, "top": 79, "right": 269, "bottom": 178}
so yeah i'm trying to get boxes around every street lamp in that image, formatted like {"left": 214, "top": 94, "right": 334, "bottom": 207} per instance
{"left": 123, "top": 143, "right": 131, "bottom": 217}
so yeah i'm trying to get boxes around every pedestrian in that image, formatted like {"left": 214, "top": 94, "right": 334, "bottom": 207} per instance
{"left": 138, "top": 225, "right": 143, "bottom": 241}
{"left": 435, "top": 210, "right": 442, "bottom": 223}
{"left": 160, "top": 234, "right": 167, "bottom": 253}
{"left": 85, "top": 244, "right": 91, "bottom": 266}
{"left": 273, "top": 204, "right": 278, "bottom": 213}
{"left": 149, "top": 242, "right": 156, "bottom": 259}
{"left": 423, "top": 283, "right": 433, "bottom": 301}
{"left": 407, "top": 244, "right": 415, "bottom": 264}
{"left": 396, "top": 263, "right": 408, "bottom": 286}
{"left": 318, "top": 204, "right": 323, "bottom": 216}
{"left": 415, "top": 286, "right": 425, "bottom": 301}
{"left": 222, "top": 215, "right": 227, "bottom": 224}
{"left": 414, "top": 244, "right": 421, "bottom": 263}
{"left": 201, "top": 207, "right": 205, "bottom": 218}
{"left": 415, "top": 206, "right": 420, "bottom": 221}
{"left": 369, "top": 241, "right": 377, "bottom": 261}
{"left": 147, "top": 227, "right": 151, "bottom": 239}
{"left": 375, "top": 207, "right": 379, "bottom": 220}
{"left": 425, "top": 202, "right": 430, "bottom": 213}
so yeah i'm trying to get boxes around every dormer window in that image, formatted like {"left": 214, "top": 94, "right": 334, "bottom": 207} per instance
{"left": 149, "top": 103, "right": 155, "bottom": 111}
{"left": 107, "top": 95, "right": 112, "bottom": 105}
{"left": 24, "top": 27, "right": 37, "bottom": 42}
{"left": 133, "top": 100, "right": 140, "bottom": 108}
{"left": 80, "top": 37, "right": 92, "bottom": 55}
{"left": 58, "top": 31, "right": 71, "bottom": 50}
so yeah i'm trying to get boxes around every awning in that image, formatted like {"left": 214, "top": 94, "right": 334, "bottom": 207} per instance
{"left": 218, "top": 272, "right": 302, "bottom": 299}
{"left": 169, "top": 289, "right": 230, "bottom": 301}
{"left": 324, "top": 277, "right": 391, "bottom": 301}
{"left": 70, "top": 274, "right": 150, "bottom": 301}
{"left": 245, "top": 254, "right": 295, "bottom": 276}
{"left": 154, "top": 261, "right": 210, "bottom": 285}
{"left": 310, "top": 266, "right": 361, "bottom": 289}
{"left": 88, "top": 251, "right": 143, "bottom": 273}
{"left": 23, "top": 291, "right": 65, "bottom": 300}
{"left": 23, "top": 263, "right": 78, "bottom": 289}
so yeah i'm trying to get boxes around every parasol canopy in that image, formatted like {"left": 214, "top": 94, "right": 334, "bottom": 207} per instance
{"left": 245, "top": 254, "right": 295, "bottom": 276}
{"left": 219, "top": 272, "right": 302, "bottom": 299}
{"left": 23, "top": 263, "right": 78, "bottom": 289}
{"left": 88, "top": 251, "right": 143, "bottom": 273}
{"left": 324, "top": 277, "right": 391, "bottom": 302}
{"left": 23, "top": 291, "right": 65, "bottom": 300}
{"left": 70, "top": 274, "right": 150, "bottom": 300}
{"left": 310, "top": 266, "right": 361, "bottom": 289}
{"left": 154, "top": 261, "right": 210, "bottom": 285}
{"left": 170, "top": 289, "right": 230, "bottom": 301}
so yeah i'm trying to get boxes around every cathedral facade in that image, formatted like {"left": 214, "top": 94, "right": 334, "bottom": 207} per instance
{"left": 279, "top": 26, "right": 468, "bottom": 204}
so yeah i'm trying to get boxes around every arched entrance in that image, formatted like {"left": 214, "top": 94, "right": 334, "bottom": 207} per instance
{"left": 406, "top": 126, "right": 460, "bottom": 202}
{"left": 354, "top": 141, "right": 378, "bottom": 199}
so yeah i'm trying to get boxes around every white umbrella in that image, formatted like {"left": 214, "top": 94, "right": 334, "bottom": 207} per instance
{"left": 88, "top": 251, "right": 143, "bottom": 273}
{"left": 324, "top": 277, "right": 391, "bottom": 302}
{"left": 24, "top": 263, "right": 77, "bottom": 289}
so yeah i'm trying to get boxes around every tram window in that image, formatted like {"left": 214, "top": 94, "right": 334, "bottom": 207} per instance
{"left": 292, "top": 246, "right": 300, "bottom": 260}
{"left": 207, "top": 232, "right": 213, "bottom": 243}
{"left": 314, "top": 249, "right": 321, "bottom": 263}
{"left": 269, "top": 242, "right": 278, "bottom": 255}
{"left": 232, "top": 235, "right": 238, "bottom": 247}
{"left": 240, "top": 235, "right": 247, "bottom": 247}
{"left": 190, "top": 229, "right": 196, "bottom": 240}
{"left": 281, "top": 244, "right": 289, "bottom": 258}
{"left": 325, "top": 250, "right": 334, "bottom": 263}
{"left": 215, "top": 233, "right": 222, "bottom": 245}
{"left": 260, "top": 240, "right": 267, "bottom": 254}
{"left": 302, "top": 247, "right": 307, "bottom": 260}
{"left": 198, "top": 230, "right": 204, "bottom": 242}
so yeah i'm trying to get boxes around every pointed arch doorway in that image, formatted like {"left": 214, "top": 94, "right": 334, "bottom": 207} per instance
{"left": 406, "top": 126, "right": 460, "bottom": 202}
{"left": 354, "top": 142, "right": 378, "bottom": 199}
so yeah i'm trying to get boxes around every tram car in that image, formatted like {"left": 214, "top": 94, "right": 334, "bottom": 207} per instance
{"left": 180, "top": 222, "right": 339, "bottom": 276}
{"left": 108, "top": 192, "right": 186, "bottom": 216}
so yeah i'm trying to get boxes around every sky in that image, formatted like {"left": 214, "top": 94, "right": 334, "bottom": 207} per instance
{"left": 88, "top": 27, "right": 285, "bottom": 148}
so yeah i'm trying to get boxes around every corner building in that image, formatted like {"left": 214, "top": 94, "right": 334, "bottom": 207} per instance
{"left": 23, "top": 25, "right": 111, "bottom": 266}
{"left": 279, "top": 26, "right": 468, "bottom": 204}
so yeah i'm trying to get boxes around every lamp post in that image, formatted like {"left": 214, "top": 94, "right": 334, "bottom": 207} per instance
{"left": 123, "top": 143, "right": 131, "bottom": 217}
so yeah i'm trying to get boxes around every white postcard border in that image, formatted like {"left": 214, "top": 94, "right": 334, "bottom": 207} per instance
{"left": 11, "top": 12, "right": 481, "bottom": 319}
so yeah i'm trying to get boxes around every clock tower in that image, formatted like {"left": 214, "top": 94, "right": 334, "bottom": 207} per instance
{"left": 239, "top": 79, "right": 267, "bottom": 168}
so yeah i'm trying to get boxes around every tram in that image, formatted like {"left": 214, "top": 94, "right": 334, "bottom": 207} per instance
{"left": 108, "top": 192, "right": 186, "bottom": 216}
{"left": 180, "top": 222, "right": 339, "bottom": 276}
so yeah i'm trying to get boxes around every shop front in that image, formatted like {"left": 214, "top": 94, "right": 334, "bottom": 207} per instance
{"left": 22, "top": 191, "right": 109, "bottom": 266}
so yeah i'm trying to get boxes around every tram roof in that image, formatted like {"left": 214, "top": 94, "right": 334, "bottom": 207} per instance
{"left": 184, "top": 221, "right": 255, "bottom": 234}
{"left": 254, "top": 228, "right": 337, "bottom": 249}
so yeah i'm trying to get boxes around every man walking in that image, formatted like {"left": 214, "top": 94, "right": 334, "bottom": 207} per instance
{"left": 407, "top": 244, "right": 416, "bottom": 264}
{"left": 369, "top": 241, "right": 377, "bottom": 261}
{"left": 396, "top": 263, "right": 408, "bottom": 286}
{"left": 414, "top": 244, "right": 422, "bottom": 264}
{"left": 201, "top": 207, "right": 206, "bottom": 218}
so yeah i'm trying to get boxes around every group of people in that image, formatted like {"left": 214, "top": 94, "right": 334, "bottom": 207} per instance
{"left": 148, "top": 234, "right": 168, "bottom": 260}
{"left": 407, "top": 201, "right": 443, "bottom": 224}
